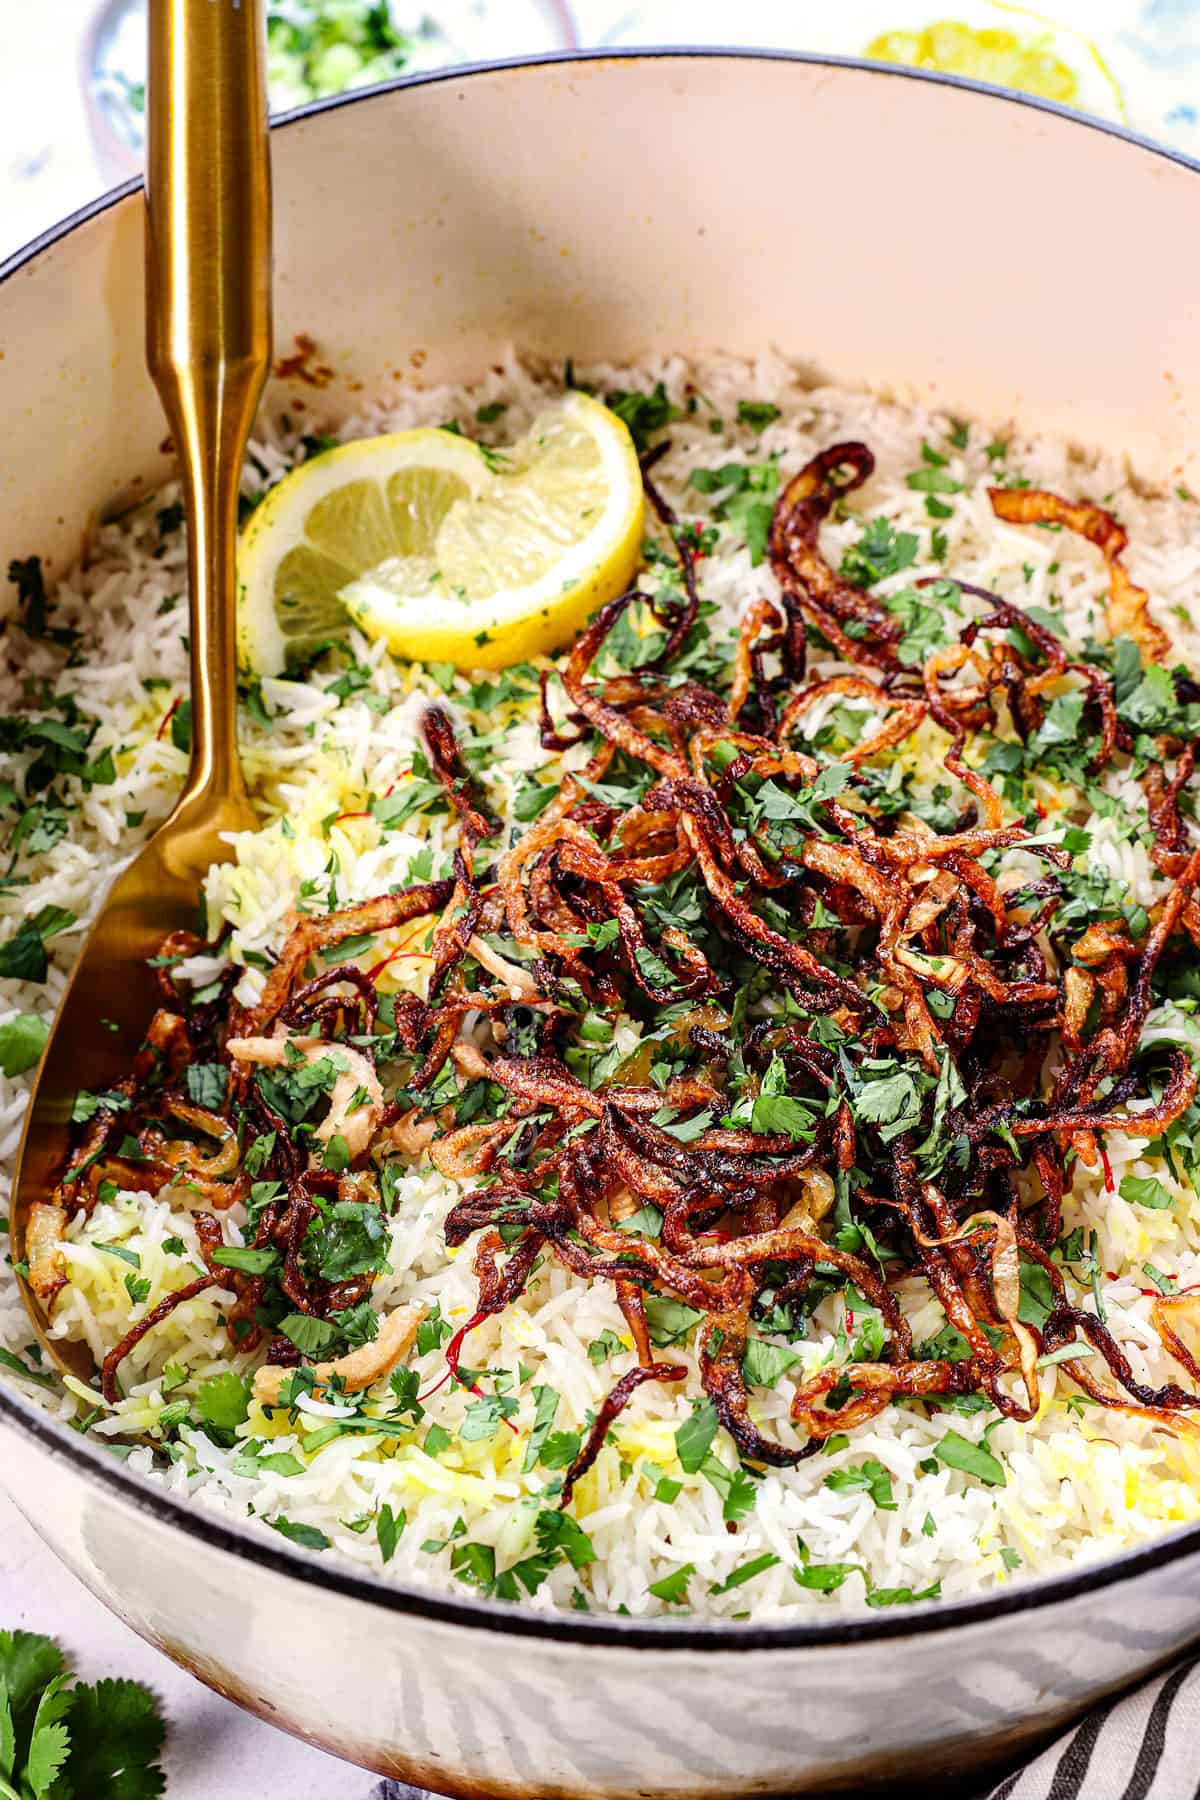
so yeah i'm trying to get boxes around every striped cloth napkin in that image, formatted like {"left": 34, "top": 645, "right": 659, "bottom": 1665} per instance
{"left": 983, "top": 1660, "right": 1199, "bottom": 1800}
{"left": 365, "top": 1661, "right": 1200, "bottom": 1800}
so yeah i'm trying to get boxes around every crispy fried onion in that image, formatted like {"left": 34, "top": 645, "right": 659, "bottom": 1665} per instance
{"left": 989, "top": 486, "right": 1170, "bottom": 663}
{"left": 26, "top": 1202, "right": 67, "bottom": 1306}
{"left": 253, "top": 1302, "right": 426, "bottom": 1405}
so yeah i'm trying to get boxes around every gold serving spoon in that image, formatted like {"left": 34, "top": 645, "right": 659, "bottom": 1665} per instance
{"left": 9, "top": 0, "right": 272, "bottom": 1383}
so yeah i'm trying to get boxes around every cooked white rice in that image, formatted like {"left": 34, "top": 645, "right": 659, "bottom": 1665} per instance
{"left": 3, "top": 349, "right": 1200, "bottom": 1620}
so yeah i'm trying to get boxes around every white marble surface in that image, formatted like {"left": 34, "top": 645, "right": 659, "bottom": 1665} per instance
{"left": 0, "top": 2, "right": 105, "bottom": 264}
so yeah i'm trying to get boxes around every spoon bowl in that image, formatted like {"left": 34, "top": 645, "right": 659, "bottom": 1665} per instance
{"left": 10, "top": 789, "right": 257, "bottom": 1383}
{"left": 10, "top": 0, "right": 271, "bottom": 1384}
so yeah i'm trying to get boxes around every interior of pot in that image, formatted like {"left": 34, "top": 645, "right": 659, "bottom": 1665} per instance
{"left": 3, "top": 50, "right": 1198, "bottom": 604}
{"left": 2, "top": 52, "right": 1200, "bottom": 1651}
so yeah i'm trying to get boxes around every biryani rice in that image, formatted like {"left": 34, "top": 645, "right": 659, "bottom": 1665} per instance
{"left": 3, "top": 350, "right": 1200, "bottom": 1618}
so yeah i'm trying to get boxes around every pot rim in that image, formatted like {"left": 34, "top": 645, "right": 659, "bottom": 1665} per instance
{"left": 3, "top": 45, "right": 1199, "bottom": 1653}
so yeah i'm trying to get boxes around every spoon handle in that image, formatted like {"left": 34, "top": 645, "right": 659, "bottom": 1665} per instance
{"left": 145, "top": 0, "right": 272, "bottom": 810}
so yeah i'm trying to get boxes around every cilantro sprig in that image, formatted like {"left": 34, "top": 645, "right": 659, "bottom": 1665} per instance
{"left": 0, "top": 1631, "right": 166, "bottom": 1800}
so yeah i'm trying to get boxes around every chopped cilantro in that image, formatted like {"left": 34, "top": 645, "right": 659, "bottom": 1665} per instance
{"left": 840, "top": 517, "right": 919, "bottom": 587}
{"left": 1119, "top": 1173, "right": 1174, "bottom": 1211}
{"left": 675, "top": 1398, "right": 718, "bottom": 1473}
{"left": 933, "top": 1429, "right": 1006, "bottom": 1488}
{"left": 270, "top": 1516, "right": 331, "bottom": 1551}
{"left": 736, "top": 400, "right": 781, "bottom": 432}
{"left": 643, "top": 1295, "right": 705, "bottom": 1346}
{"left": 647, "top": 1563, "right": 695, "bottom": 1604}
{"left": 376, "top": 1503, "right": 405, "bottom": 1563}
{"left": 523, "top": 1384, "right": 560, "bottom": 1471}
{"left": 533, "top": 1508, "right": 596, "bottom": 1570}
{"left": 0, "top": 905, "right": 76, "bottom": 983}
{"left": 688, "top": 459, "right": 779, "bottom": 565}
{"left": 707, "top": 1552, "right": 780, "bottom": 1594}
{"left": 184, "top": 1062, "right": 227, "bottom": 1110}
{"left": 194, "top": 1371, "right": 251, "bottom": 1434}
{"left": 278, "top": 1312, "right": 340, "bottom": 1357}
{"left": 0, "top": 1013, "right": 48, "bottom": 1076}
{"left": 461, "top": 1391, "right": 519, "bottom": 1441}
{"left": 742, "top": 1337, "right": 803, "bottom": 1388}
{"left": 210, "top": 1244, "right": 278, "bottom": 1276}
{"left": 587, "top": 1329, "right": 625, "bottom": 1364}
{"left": 605, "top": 382, "right": 680, "bottom": 452}
{"left": 823, "top": 1459, "right": 896, "bottom": 1509}
{"left": 303, "top": 1200, "right": 390, "bottom": 1282}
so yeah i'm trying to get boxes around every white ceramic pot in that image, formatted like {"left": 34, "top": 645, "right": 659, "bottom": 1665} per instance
{"left": 2, "top": 51, "right": 1200, "bottom": 1796}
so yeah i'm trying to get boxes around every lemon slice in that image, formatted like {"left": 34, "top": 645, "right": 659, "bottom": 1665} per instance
{"left": 342, "top": 392, "right": 643, "bottom": 671}
{"left": 237, "top": 392, "right": 644, "bottom": 676}
{"left": 237, "top": 429, "right": 492, "bottom": 675}
{"left": 864, "top": 4, "right": 1124, "bottom": 121}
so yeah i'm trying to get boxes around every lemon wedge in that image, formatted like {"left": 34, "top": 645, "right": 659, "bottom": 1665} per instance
{"left": 237, "top": 393, "right": 644, "bottom": 675}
